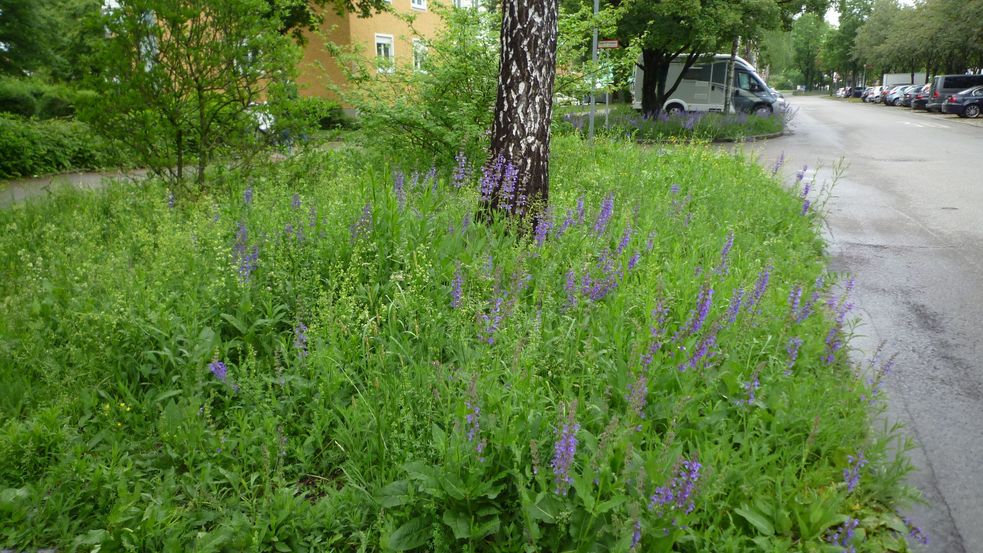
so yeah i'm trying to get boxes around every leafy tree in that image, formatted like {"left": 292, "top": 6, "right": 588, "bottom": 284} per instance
{"left": 271, "top": 0, "right": 390, "bottom": 44}
{"left": 481, "top": 0, "right": 558, "bottom": 224}
{"left": 0, "top": 0, "right": 53, "bottom": 75}
{"left": 791, "top": 12, "right": 828, "bottom": 90}
{"left": 87, "top": 0, "right": 301, "bottom": 193}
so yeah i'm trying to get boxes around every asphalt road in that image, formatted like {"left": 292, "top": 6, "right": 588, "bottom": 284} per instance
{"left": 744, "top": 95, "right": 983, "bottom": 553}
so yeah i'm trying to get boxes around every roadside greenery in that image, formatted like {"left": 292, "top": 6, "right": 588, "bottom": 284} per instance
{"left": 558, "top": 105, "right": 786, "bottom": 142}
{"left": 0, "top": 114, "right": 129, "bottom": 179}
{"left": 0, "top": 135, "right": 922, "bottom": 551}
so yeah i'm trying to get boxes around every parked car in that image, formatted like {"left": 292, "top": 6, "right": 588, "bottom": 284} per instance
{"left": 852, "top": 86, "right": 866, "bottom": 98}
{"left": 865, "top": 86, "right": 884, "bottom": 103}
{"left": 911, "top": 84, "right": 931, "bottom": 110}
{"left": 900, "top": 84, "right": 923, "bottom": 107}
{"left": 927, "top": 74, "right": 983, "bottom": 112}
{"left": 885, "top": 85, "right": 913, "bottom": 106}
{"left": 941, "top": 85, "right": 983, "bottom": 118}
{"left": 880, "top": 84, "right": 907, "bottom": 104}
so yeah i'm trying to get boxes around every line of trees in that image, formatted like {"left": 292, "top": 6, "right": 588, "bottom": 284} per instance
{"left": 761, "top": 0, "right": 983, "bottom": 91}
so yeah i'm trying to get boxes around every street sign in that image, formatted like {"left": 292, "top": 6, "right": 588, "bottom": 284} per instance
{"left": 598, "top": 39, "right": 619, "bottom": 49}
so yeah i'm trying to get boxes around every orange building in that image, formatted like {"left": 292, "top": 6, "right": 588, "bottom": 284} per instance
{"left": 296, "top": 0, "right": 476, "bottom": 103}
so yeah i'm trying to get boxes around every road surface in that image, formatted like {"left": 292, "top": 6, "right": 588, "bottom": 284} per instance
{"left": 744, "top": 95, "right": 983, "bottom": 553}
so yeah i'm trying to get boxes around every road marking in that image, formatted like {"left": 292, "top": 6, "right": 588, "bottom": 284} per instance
{"left": 900, "top": 120, "right": 951, "bottom": 129}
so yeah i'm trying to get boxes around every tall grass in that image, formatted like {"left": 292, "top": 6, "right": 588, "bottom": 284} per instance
{"left": 0, "top": 135, "right": 920, "bottom": 551}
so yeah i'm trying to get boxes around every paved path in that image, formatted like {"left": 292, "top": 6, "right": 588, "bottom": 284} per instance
{"left": 0, "top": 169, "right": 150, "bottom": 208}
{"left": 734, "top": 95, "right": 983, "bottom": 553}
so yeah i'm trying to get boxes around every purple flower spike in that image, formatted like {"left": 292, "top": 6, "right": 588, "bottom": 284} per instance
{"left": 452, "top": 152, "right": 469, "bottom": 189}
{"left": 771, "top": 152, "right": 785, "bottom": 176}
{"left": 294, "top": 322, "right": 308, "bottom": 357}
{"left": 826, "top": 518, "right": 859, "bottom": 553}
{"left": 844, "top": 451, "right": 867, "bottom": 493}
{"left": 689, "top": 286, "right": 714, "bottom": 335}
{"left": 291, "top": 193, "right": 301, "bottom": 210}
{"left": 393, "top": 171, "right": 406, "bottom": 209}
{"left": 209, "top": 360, "right": 228, "bottom": 382}
{"left": 450, "top": 264, "right": 464, "bottom": 309}
{"left": 786, "top": 337, "right": 803, "bottom": 375}
{"left": 593, "top": 193, "right": 614, "bottom": 236}
{"left": 649, "top": 457, "right": 702, "bottom": 517}
{"left": 551, "top": 405, "right": 580, "bottom": 495}
{"left": 244, "top": 186, "right": 253, "bottom": 205}
{"left": 534, "top": 213, "right": 552, "bottom": 246}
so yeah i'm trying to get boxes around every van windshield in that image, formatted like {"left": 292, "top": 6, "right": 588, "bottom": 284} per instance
{"left": 735, "top": 71, "right": 764, "bottom": 92}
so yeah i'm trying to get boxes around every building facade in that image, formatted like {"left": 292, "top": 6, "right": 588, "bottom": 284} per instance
{"left": 296, "top": 0, "right": 476, "bottom": 103}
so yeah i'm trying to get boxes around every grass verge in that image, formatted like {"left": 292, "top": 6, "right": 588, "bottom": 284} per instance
{"left": 0, "top": 135, "right": 921, "bottom": 551}
{"left": 558, "top": 105, "right": 786, "bottom": 142}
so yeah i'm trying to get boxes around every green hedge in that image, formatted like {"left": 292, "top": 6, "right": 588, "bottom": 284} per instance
{"left": 0, "top": 78, "right": 92, "bottom": 120}
{"left": 0, "top": 115, "right": 128, "bottom": 178}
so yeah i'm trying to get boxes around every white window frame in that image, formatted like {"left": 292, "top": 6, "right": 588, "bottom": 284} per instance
{"left": 411, "top": 0, "right": 426, "bottom": 10}
{"left": 374, "top": 34, "right": 395, "bottom": 73}
{"left": 412, "top": 39, "right": 427, "bottom": 72}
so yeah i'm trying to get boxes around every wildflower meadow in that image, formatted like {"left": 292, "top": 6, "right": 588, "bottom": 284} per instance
{"left": 0, "top": 135, "right": 923, "bottom": 551}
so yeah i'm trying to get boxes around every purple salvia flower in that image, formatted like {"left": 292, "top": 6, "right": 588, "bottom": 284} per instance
{"left": 534, "top": 212, "right": 552, "bottom": 247}
{"left": 843, "top": 451, "right": 867, "bottom": 493}
{"left": 308, "top": 206, "right": 317, "bottom": 228}
{"left": 564, "top": 270, "right": 577, "bottom": 308}
{"left": 795, "top": 165, "right": 807, "bottom": 183}
{"left": 294, "top": 322, "right": 308, "bottom": 357}
{"left": 786, "top": 337, "right": 803, "bottom": 375}
{"left": 284, "top": 223, "right": 294, "bottom": 237}
{"left": 461, "top": 211, "right": 471, "bottom": 235}
{"left": 801, "top": 199, "right": 811, "bottom": 216}
{"left": 796, "top": 276, "right": 824, "bottom": 323}
{"left": 788, "top": 285, "right": 803, "bottom": 319}
{"left": 167, "top": 190, "right": 175, "bottom": 209}
{"left": 715, "top": 230, "right": 735, "bottom": 275}
{"left": 593, "top": 193, "right": 614, "bottom": 236}
{"left": 452, "top": 151, "right": 469, "bottom": 189}
{"left": 291, "top": 193, "right": 301, "bottom": 210}
{"left": 771, "top": 151, "right": 785, "bottom": 176}
{"left": 243, "top": 186, "right": 253, "bottom": 205}
{"left": 670, "top": 183, "right": 680, "bottom": 195}
{"left": 681, "top": 329, "right": 717, "bottom": 372}
{"left": 450, "top": 264, "right": 463, "bottom": 309}
{"left": 649, "top": 458, "right": 702, "bottom": 517}
{"left": 823, "top": 326, "right": 843, "bottom": 364}
{"left": 726, "top": 287, "right": 744, "bottom": 324}
{"left": 575, "top": 196, "right": 585, "bottom": 224}
{"left": 551, "top": 405, "right": 579, "bottom": 495}
{"left": 827, "top": 518, "right": 859, "bottom": 553}
{"left": 737, "top": 369, "right": 760, "bottom": 405}
{"left": 233, "top": 222, "right": 258, "bottom": 282}
{"left": 689, "top": 286, "right": 714, "bottom": 335}
{"left": 209, "top": 360, "right": 228, "bottom": 382}
{"left": 745, "top": 265, "right": 772, "bottom": 313}
{"left": 630, "top": 519, "right": 642, "bottom": 550}
{"left": 628, "top": 252, "right": 641, "bottom": 270}
{"left": 393, "top": 171, "right": 406, "bottom": 209}
{"left": 617, "top": 225, "right": 633, "bottom": 255}
{"left": 501, "top": 161, "right": 519, "bottom": 213}
{"left": 350, "top": 203, "right": 373, "bottom": 241}
{"left": 480, "top": 154, "right": 504, "bottom": 202}
{"left": 902, "top": 517, "right": 929, "bottom": 546}
{"left": 801, "top": 179, "right": 812, "bottom": 198}
{"left": 646, "top": 232, "right": 655, "bottom": 252}
{"left": 626, "top": 371, "right": 648, "bottom": 420}
{"left": 480, "top": 293, "right": 505, "bottom": 344}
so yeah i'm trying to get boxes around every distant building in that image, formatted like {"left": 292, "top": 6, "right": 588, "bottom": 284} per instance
{"left": 297, "top": 0, "right": 477, "bottom": 104}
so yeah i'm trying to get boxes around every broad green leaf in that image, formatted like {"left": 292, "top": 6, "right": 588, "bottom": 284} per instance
{"left": 388, "top": 516, "right": 432, "bottom": 551}
{"left": 439, "top": 472, "right": 467, "bottom": 500}
{"left": 473, "top": 515, "right": 501, "bottom": 538}
{"left": 530, "top": 492, "right": 563, "bottom": 523}
{"left": 736, "top": 505, "right": 776, "bottom": 536}
{"left": 377, "top": 480, "right": 411, "bottom": 508}
{"left": 442, "top": 510, "right": 470, "bottom": 540}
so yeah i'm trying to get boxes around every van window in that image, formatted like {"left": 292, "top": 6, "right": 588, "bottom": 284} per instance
{"left": 711, "top": 62, "right": 727, "bottom": 84}
{"left": 683, "top": 64, "right": 711, "bottom": 81}
{"left": 942, "top": 74, "right": 983, "bottom": 90}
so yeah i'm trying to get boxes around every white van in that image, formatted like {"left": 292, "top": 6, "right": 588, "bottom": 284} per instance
{"left": 632, "top": 54, "right": 781, "bottom": 116}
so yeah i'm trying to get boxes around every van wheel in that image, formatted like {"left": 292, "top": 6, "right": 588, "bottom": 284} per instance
{"left": 665, "top": 104, "right": 685, "bottom": 117}
{"left": 965, "top": 104, "right": 981, "bottom": 118}
{"left": 752, "top": 104, "right": 773, "bottom": 117}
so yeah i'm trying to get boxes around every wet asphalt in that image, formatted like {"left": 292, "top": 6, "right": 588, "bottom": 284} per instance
{"left": 737, "top": 95, "right": 983, "bottom": 553}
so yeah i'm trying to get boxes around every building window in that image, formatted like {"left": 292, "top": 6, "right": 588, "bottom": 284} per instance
{"left": 413, "top": 39, "right": 427, "bottom": 72}
{"left": 374, "top": 34, "right": 394, "bottom": 73}
{"left": 411, "top": 0, "right": 426, "bottom": 10}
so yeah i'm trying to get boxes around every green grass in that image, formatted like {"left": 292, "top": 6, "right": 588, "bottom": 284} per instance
{"left": 559, "top": 105, "right": 786, "bottom": 142}
{"left": 0, "top": 136, "right": 921, "bottom": 551}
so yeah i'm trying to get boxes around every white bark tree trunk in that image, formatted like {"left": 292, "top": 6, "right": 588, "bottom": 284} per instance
{"left": 481, "top": 0, "right": 558, "bottom": 224}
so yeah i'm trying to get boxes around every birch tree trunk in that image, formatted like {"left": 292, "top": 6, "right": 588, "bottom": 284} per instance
{"left": 480, "top": 0, "right": 558, "bottom": 224}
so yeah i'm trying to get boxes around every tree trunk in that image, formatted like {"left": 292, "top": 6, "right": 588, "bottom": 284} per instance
{"left": 639, "top": 49, "right": 700, "bottom": 117}
{"left": 481, "top": 0, "right": 558, "bottom": 224}
{"left": 722, "top": 36, "right": 739, "bottom": 114}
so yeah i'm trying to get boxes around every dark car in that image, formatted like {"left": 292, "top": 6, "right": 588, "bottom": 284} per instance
{"left": 927, "top": 74, "right": 983, "bottom": 112}
{"left": 900, "top": 84, "right": 922, "bottom": 107}
{"left": 941, "top": 85, "right": 983, "bottom": 118}
{"left": 911, "top": 84, "right": 931, "bottom": 110}
{"left": 852, "top": 86, "right": 865, "bottom": 98}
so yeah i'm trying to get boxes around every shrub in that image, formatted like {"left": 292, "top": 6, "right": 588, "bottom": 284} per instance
{"left": 339, "top": 6, "right": 499, "bottom": 166}
{"left": 0, "top": 79, "right": 38, "bottom": 117}
{"left": 561, "top": 105, "right": 786, "bottom": 142}
{"left": 0, "top": 114, "right": 128, "bottom": 178}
